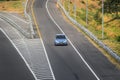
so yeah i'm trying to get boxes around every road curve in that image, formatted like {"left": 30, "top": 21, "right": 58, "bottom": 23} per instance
{"left": 0, "top": 29, "right": 35, "bottom": 80}
{"left": 33, "top": 0, "right": 120, "bottom": 80}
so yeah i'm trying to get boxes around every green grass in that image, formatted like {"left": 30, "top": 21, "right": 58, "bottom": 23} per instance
{"left": 62, "top": 0, "right": 120, "bottom": 56}
{"left": 12, "top": 1, "right": 21, "bottom": 8}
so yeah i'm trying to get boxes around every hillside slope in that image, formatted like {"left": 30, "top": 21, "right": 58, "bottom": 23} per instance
{"left": 61, "top": 0, "right": 120, "bottom": 55}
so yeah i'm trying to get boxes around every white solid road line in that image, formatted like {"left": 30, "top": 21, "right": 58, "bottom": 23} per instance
{"left": 40, "top": 38, "right": 56, "bottom": 80}
{"left": 0, "top": 28, "right": 38, "bottom": 80}
{"left": 35, "top": 1, "right": 57, "bottom": 80}
{"left": 8, "top": 13, "right": 29, "bottom": 24}
{"left": 46, "top": 0, "right": 100, "bottom": 80}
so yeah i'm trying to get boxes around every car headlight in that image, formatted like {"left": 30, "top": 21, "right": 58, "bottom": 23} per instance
{"left": 55, "top": 40, "right": 59, "bottom": 43}
{"left": 63, "top": 40, "right": 67, "bottom": 43}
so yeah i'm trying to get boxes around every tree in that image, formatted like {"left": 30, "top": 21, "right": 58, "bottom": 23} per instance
{"left": 104, "top": 0, "right": 120, "bottom": 18}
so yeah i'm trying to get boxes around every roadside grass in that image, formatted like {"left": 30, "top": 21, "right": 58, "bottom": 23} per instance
{"left": 62, "top": 0, "right": 120, "bottom": 56}
{"left": 0, "top": 0, "right": 25, "bottom": 14}
{"left": 60, "top": 7, "right": 120, "bottom": 69}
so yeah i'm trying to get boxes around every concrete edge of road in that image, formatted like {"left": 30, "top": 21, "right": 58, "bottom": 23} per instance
{"left": 25, "top": 0, "right": 35, "bottom": 38}
{"left": 0, "top": 13, "right": 31, "bottom": 38}
{"left": 0, "top": 0, "right": 35, "bottom": 39}
{"left": 31, "top": 0, "right": 56, "bottom": 80}
{"left": 31, "top": 0, "right": 42, "bottom": 38}
{"left": 0, "top": 28, "right": 38, "bottom": 80}
{"left": 57, "top": 1, "right": 120, "bottom": 63}
{"left": 46, "top": 0, "right": 100, "bottom": 80}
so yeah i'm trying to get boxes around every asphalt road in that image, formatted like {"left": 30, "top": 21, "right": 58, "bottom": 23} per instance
{"left": 33, "top": 0, "right": 120, "bottom": 80}
{"left": 0, "top": 29, "right": 35, "bottom": 80}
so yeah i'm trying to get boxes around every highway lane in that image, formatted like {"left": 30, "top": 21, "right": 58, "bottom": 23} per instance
{"left": 0, "top": 29, "right": 35, "bottom": 80}
{"left": 47, "top": 0, "right": 120, "bottom": 80}
{"left": 33, "top": 0, "right": 120, "bottom": 80}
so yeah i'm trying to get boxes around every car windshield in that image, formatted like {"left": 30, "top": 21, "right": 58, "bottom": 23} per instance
{"left": 56, "top": 35, "right": 66, "bottom": 39}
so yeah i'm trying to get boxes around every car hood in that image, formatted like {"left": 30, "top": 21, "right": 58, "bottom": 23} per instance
{"left": 56, "top": 39, "right": 66, "bottom": 42}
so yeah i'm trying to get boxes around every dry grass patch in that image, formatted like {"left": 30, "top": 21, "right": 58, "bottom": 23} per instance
{"left": 0, "top": 0, "right": 25, "bottom": 14}
{"left": 61, "top": 0, "right": 120, "bottom": 58}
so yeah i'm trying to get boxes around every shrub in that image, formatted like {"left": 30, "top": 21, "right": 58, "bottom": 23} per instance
{"left": 94, "top": 11, "right": 102, "bottom": 24}
{"left": 116, "top": 36, "right": 120, "bottom": 42}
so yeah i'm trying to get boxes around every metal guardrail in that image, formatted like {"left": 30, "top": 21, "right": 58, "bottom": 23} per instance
{"left": 57, "top": 1, "right": 120, "bottom": 62}
{"left": 0, "top": 14, "right": 31, "bottom": 38}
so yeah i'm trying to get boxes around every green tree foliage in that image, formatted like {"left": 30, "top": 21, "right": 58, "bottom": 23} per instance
{"left": 104, "top": 0, "right": 120, "bottom": 18}
{"left": 116, "top": 36, "right": 120, "bottom": 42}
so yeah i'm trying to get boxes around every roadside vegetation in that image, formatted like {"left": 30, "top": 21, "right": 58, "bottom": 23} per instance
{"left": 61, "top": 0, "right": 120, "bottom": 56}
{"left": 0, "top": 0, "right": 25, "bottom": 14}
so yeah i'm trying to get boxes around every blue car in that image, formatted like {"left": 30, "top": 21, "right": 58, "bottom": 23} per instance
{"left": 54, "top": 34, "right": 68, "bottom": 46}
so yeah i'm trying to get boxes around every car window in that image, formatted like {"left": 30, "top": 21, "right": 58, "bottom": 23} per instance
{"left": 56, "top": 35, "right": 66, "bottom": 39}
